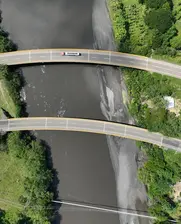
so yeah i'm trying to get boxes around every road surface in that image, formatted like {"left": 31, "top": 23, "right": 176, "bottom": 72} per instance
{"left": 1, "top": 117, "right": 181, "bottom": 151}
{"left": 0, "top": 49, "right": 181, "bottom": 78}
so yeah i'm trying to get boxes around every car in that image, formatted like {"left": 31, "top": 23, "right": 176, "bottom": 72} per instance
{"left": 61, "top": 52, "right": 81, "bottom": 56}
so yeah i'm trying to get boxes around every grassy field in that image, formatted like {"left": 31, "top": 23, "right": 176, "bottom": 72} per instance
{"left": 0, "top": 151, "right": 25, "bottom": 211}
{"left": 0, "top": 79, "right": 18, "bottom": 118}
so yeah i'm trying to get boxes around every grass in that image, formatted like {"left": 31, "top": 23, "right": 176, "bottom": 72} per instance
{"left": 0, "top": 79, "right": 18, "bottom": 118}
{"left": 122, "top": 0, "right": 138, "bottom": 6}
{"left": 0, "top": 108, "right": 2, "bottom": 118}
{"left": 0, "top": 151, "right": 25, "bottom": 211}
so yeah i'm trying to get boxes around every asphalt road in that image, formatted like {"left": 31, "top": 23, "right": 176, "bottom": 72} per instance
{"left": 1, "top": 117, "right": 181, "bottom": 151}
{"left": 0, "top": 49, "right": 181, "bottom": 78}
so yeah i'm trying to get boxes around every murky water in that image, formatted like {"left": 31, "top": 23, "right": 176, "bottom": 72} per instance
{"left": 1, "top": 0, "right": 119, "bottom": 223}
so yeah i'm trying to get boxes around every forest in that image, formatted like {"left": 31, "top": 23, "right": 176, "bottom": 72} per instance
{"left": 0, "top": 133, "right": 54, "bottom": 224}
{"left": 109, "top": 0, "right": 181, "bottom": 222}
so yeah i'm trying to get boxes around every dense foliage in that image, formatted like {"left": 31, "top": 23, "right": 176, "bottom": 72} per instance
{"left": 0, "top": 29, "right": 16, "bottom": 53}
{"left": 0, "top": 132, "right": 54, "bottom": 224}
{"left": 125, "top": 69, "right": 181, "bottom": 137}
{"left": 109, "top": 0, "right": 181, "bottom": 222}
{"left": 0, "top": 65, "right": 22, "bottom": 117}
{"left": 139, "top": 144, "right": 181, "bottom": 221}
{"left": 109, "top": 0, "right": 181, "bottom": 58}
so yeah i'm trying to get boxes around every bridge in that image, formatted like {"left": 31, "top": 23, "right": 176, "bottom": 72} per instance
{"left": 0, "top": 117, "right": 181, "bottom": 152}
{"left": 0, "top": 49, "right": 181, "bottom": 78}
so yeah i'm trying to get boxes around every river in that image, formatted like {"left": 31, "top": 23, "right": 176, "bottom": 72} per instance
{"left": 1, "top": 0, "right": 149, "bottom": 223}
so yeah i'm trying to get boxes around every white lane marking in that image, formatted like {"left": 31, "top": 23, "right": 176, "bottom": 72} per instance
{"left": 177, "top": 142, "right": 181, "bottom": 151}
{"left": 124, "top": 125, "right": 127, "bottom": 137}
{"left": 115, "top": 58, "right": 123, "bottom": 62}
{"left": 151, "top": 65, "right": 172, "bottom": 72}
{"left": 146, "top": 57, "right": 149, "bottom": 70}
{"left": 7, "top": 120, "right": 10, "bottom": 131}
{"left": 150, "top": 58, "right": 181, "bottom": 68}
{"left": 126, "top": 60, "right": 136, "bottom": 64}
{"left": 160, "top": 136, "right": 163, "bottom": 147}
{"left": 15, "top": 57, "right": 21, "bottom": 60}
{"left": 66, "top": 119, "right": 68, "bottom": 129}
{"left": 91, "top": 56, "right": 97, "bottom": 59}
{"left": 103, "top": 122, "right": 106, "bottom": 132}
{"left": 50, "top": 50, "right": 52, "bottom": 60}
{"left": 104, "top": 57, "right": 109, "bottom": 60}
{"left": 119, "top": 54, "right": 145, "bottom": 61}
{"left": 115, "top": 58, "right": 137, "bottom": 64}
{"left": 45, "top": 118, "right": 48, "bottom": 128}
{"left": 152, "top": 65, "right": 165, "bottom": 69}
{"left": 88, "top": 50, "right": 90, "bottom": 62}
{"left": 29, "top": 51, "right": 31, "bottom": 62}
{"left": 109, "top": 51, "right": 111, "bottom": 64}
{"left": 53, "top": 55, "right": 61, "bottom": 58}
{"left": 39, "top": 55, "right": 46, "bottom": 58}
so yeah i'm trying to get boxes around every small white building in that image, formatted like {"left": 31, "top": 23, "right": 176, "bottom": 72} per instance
{"left": 164, "top": 96, "right": 175, "bottom": 109}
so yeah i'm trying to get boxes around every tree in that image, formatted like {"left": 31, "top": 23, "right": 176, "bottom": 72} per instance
{"left": 0, "top": 210, "right": 6, "bottom": 224}
{"left": 3, "top": 208, "right": 22, "bottom": 224}
{"left": 170, "top": 35, "right": 181, "bottom": 49}
{"left": 145, "top": 8, "right": 172, "bottom": 33}
{"left": 145, "top": 108, "right": 166, "bottom": 132}
{"left": 144, "top": 0, "right": 167, "bottom": 9}
{"left": 152, "top": 31, "right": 163, "bottom": 49}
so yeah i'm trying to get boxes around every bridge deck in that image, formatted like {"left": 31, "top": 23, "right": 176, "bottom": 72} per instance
{"left": 0, "top": 117, "right": 181, "bottom": 151}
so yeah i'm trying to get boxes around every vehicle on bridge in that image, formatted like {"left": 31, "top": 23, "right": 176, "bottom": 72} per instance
{"left": 61, "top": 52, "right": 81, "bottom": 56}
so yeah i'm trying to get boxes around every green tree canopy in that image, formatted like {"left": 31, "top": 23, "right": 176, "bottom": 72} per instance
{"left": 170, "top": 35, "right": 181, "bottom": 49}
{"left": 144, "top": 0, "right": 167, "bottom": 9}
{"left": 145, "top": 8, "right": 172, "bottom": 33}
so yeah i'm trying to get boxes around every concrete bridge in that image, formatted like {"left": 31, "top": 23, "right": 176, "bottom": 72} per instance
{"left": 0, "top": 117, "right": 181, "bottom": 152}
{"left": 0, "top": 49, "right": 181, "bottom": 78}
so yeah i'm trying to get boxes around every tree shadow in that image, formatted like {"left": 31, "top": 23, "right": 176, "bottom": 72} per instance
{"left": 1, "top": 108, "right": 12, "bottom": 118}
{"left": 40, "top": 140, "right": 60, "bottom": 198}
{"left": 19, "top": 101, "right": 29, "bottom": 117}
{"left": 39, "top": 139, "right": 62, "bottom": 223}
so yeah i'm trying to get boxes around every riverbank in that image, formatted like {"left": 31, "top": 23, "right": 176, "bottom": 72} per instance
{"left": 93, "top": 0, "right": 149, "bottom": 223}
{"left": 0, "top": 42, "right": 21, "bottom": 117}
{"left": 108, "top": 0, "right": 181, "bottom": 222}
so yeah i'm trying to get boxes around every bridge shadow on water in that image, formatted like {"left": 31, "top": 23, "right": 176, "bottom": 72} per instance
{"left": 12, "top": 61, "right": 111, "bottom": 68}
